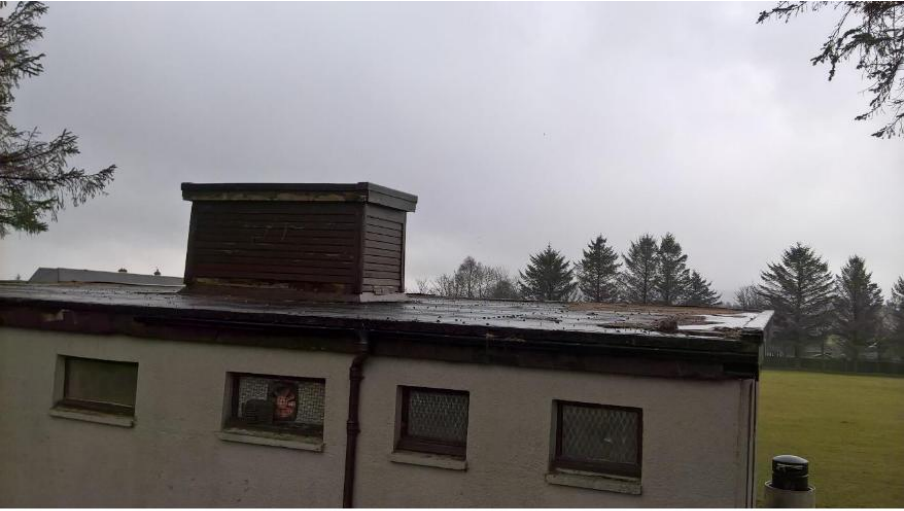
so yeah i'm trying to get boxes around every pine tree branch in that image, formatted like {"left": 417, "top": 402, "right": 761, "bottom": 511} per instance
{"left": 759, "top": 1, "right": 904, "bottom": 137}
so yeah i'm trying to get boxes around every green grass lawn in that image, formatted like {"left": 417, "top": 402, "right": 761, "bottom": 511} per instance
{"left": 756, "top": 370, "right": 904, "bottom": 507}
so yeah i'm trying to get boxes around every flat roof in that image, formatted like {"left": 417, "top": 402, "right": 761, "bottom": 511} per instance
{"left": 0, "top": 282, "right": 771, "bottom": 379}
{"left": 0, "top": 283, "right": 770, "bottom": 345}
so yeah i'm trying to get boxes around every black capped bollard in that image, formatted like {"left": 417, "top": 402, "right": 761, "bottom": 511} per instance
{"left": 764, "top": 455, "right": 815, "bottom": 507}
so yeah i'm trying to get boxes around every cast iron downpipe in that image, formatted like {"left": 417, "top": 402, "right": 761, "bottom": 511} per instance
{"left": 342, "top": 329, "right": 370, "bottom": 508}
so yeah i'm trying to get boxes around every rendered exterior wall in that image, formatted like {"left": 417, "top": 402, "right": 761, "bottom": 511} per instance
{"left": 357, "top": 357, "right": 756, "bottom": 508}
{"left": 0, "top": 328, "right": 353, "bottom": 507}
{"left": 0, "top": 328, "right": 756, "bottom": 507}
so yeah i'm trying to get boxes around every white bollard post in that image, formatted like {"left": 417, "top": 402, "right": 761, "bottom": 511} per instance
{"left": 764, "top": 455, "right": 815, "bottom": 508}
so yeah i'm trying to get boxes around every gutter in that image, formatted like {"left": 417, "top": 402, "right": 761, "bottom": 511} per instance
{"left": 0, "top": 308, "right": 762, "bottom": 379}
{"left": 342, "top": 329, "right": 370, "bottom": 508}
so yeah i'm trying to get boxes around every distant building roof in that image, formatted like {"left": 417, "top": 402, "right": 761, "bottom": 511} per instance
{"left": 28, "top": 268, "right": 183, "bottom": 287}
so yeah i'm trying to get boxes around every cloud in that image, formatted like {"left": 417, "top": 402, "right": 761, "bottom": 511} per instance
{"left": 1, "top": 2, "right": 902, "bottom": 297}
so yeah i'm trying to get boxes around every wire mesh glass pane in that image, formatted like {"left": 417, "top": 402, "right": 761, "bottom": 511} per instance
{"left": 561, "top": 403, "right": 639, "bottom": 464}
{"left": 235, "top": 375, "right": 325, "bottom": 427}
{"left": 407, "top": 389, "right": 469, "bottom": 443}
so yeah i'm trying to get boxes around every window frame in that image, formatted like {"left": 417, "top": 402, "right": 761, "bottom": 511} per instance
{"left": 396, "top": 386, "right": 469, "bottom": 458}
{"left": 57, "top": 356, "right": 138, "bottom": 417}
{"left": 552, "top": 400, "right": 643, "bottom": 479}
{"left": 224, "top": 372, "right": 326, "bottom": 438}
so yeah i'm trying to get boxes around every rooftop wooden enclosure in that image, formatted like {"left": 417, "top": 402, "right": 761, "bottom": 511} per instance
{"left": 181, "top": 182, "right": 417, "bottom": 302}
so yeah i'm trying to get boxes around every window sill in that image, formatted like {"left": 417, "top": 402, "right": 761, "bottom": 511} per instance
{"left": 545, "top": 470, "right": 642, "bottom": 495}
{"left": 218, "top": 428, "right": 324, "bottom": 452}
{"left": 49, "top": 406, "right": 135, "bottom": 428}
{"left": 389, "top": 450, "right": 467, "bottom": 471}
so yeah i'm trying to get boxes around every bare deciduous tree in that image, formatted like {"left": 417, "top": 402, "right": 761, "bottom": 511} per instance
{"left": 427, "top": 256, "right": 520, "bottom": 300}
{"left": 732, "top": 284, "right": 769, "bottom": 311}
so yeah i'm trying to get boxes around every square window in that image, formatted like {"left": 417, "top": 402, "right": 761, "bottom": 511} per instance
{"left": 226, "top": 373, "right": 325, "bottom": 439}
{"left": 396, "top": 386, "right": 469, "bottom": 458}
{"left": 58, "top": 356, "right": 138, "bottom": 416}
{"left": 552, "top": 401, "right": 642, "bottom": 478}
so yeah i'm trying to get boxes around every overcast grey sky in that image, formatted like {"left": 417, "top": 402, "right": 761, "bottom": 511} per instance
{"left": 1, "top": 2, "right": 902, "bottom": 299}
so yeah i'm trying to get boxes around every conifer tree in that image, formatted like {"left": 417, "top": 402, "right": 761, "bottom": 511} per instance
{"left": 0, "top": 2, "right": 116, "bottom": 237}
{"left": 685, "top": 270, "right": 721, "bottom": 307}
{"left": 654, "top": 233, "right": 690, "bottom": 305}
{"left": 487, "top": 276, "right": 521, "bottom": 301}
{"left": 758, "top": 243, "right": 835, "bottom": 362}
{"left": 576, "top": 235, "right": 620, "bottom": 303}
{"left": 888, "top": 277, "right": 904, "bottom": 359}
{"left": 455, "top": 256, "right": 482, "bottom": 298}
{"left": 519, "top": 244, "right": 576, "bottom": 302}
{"left": 834, "top": 256, "right": 884, "bottom": 365}
{"left": 621, "top": 234, "right": 659, "bottom": 305}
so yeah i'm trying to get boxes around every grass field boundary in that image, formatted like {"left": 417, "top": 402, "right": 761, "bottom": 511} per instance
{"left": 764, "top": 356, "right": 904, "bottom": 377}
{"left": 756, "top": 370, "right": 904, "bottom": 507}
{"left": 763, "top": 365, "right": 904, "bottom": 379}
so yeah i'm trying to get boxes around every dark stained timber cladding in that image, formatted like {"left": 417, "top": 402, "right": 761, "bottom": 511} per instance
{"left": 188, "top": 201, "right": 360, "bottom": 289}
{"left": 362, "top": 205, "right": 405, "bottom": 292}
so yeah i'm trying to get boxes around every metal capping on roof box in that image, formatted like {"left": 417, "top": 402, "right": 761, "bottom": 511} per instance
{"left": 180, "top": 182, "right": 417, "bottom": 303}
{"left": 180, "top": 182, "right": 417, "bottom": 212}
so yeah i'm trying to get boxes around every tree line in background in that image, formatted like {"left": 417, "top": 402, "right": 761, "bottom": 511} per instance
{"left": 754, "top": 243, "right": 904, "bottom": 367}
{"left": 419, "top": 237, "right": 904, "bottom": 366}
{"left": 419, "top": 232, "right": 721, "bottom": 306}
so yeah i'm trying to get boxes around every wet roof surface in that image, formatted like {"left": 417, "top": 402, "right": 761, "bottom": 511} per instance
{"left": 0, "top": 283, "right": 771, "bottom": 342}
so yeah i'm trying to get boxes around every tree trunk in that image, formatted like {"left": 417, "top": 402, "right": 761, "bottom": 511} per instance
{"left": 820, "top": 337, "right": 827, "bottom": 371}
